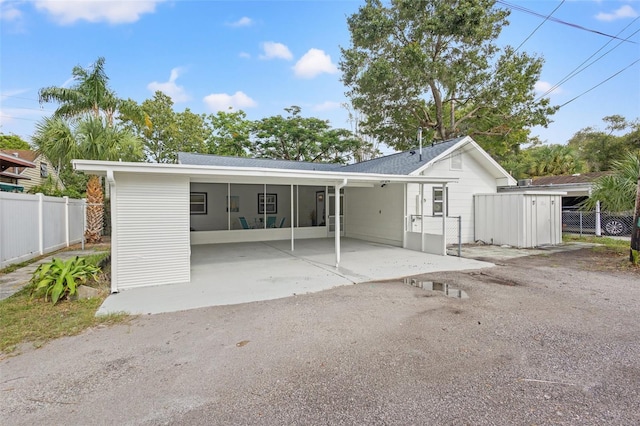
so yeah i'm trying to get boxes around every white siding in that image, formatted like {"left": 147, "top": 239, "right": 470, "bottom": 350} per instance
{"left": 345, "top": 184, "right": 404, "bottom": 246}
{"left": 114, "top": 173, "right": 190, "bottom": 290}
{"left": 408, "top": 147, "right": 500, "bottom": 243}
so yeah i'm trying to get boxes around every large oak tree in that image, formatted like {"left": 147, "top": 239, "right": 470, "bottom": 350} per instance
{"left": 340, "top": 0, "right": 557, "bottom": 157}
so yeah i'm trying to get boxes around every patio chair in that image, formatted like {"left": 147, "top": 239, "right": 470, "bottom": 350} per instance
{"left": 277, "top": 217, "right": 286, "bottom": 228}
{"left": 266, "top": 216, "right": 277, "bottom": 228}
{"left": 238, "top": 217, "right": 253, "bottom": 229}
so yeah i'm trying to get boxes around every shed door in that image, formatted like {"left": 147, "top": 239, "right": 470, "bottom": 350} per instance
{"left": 534, "top": 196, "right": 551, "bottom": 246}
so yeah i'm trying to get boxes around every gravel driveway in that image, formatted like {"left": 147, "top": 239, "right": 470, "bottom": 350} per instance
{"left": 1, "top": 247, "right": 639, "bottom": 425}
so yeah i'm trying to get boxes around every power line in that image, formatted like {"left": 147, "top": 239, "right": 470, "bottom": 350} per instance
{"left": 0, "top": 114, "right": 41, "bottom": 122}
{"left": 558, "top": 58, "right": 640, "bottom": 108}
{"left": 0, "top": 105, "right": 55, "bottom": 114}
{"left": 514, "top": 0, "right": 565, "bottom": 53}
{"left": 497, "top": 0, "right": 638, "bottom": 44}
{"left": 537, "top": 21, "right": 640, "bottom": 101}
{"left": 0, "top": 94, "right": 40, "bottom": 102}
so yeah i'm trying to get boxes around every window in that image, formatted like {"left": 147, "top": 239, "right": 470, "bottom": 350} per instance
{"left": 258, "top": 193, "right": 277, "bottom": 214}
{"left": 190, "top": 192, "right": 207, "bottom": 215}
{"left": 433, "top": 187, "right": 449, "bottom": 216}
{"left": 40, "top": 163, "right": 48, "bottom": 178}
{"left": 450, "top": 152, "right": 462, "bottom": 170}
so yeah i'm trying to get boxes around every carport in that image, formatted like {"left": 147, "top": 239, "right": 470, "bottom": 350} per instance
{"left": 73, "top": 160, "right": 459, "bottom": 294}
{"left": 97, "top": 238, "right": 493, "bottom": 315}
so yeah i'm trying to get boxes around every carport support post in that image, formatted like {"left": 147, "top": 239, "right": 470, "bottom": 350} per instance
{"left": 442, "top": 183, "right": 447, "bottom": 256}
{"left": 290, "top": 184, "right": 294, "bottom": 251}
{"left": 335, "top": 179, "right": 347, "bottom": 268}
{"left": 420, "top": 184, "right": 424, "bottom": 252}
{"left": 402, "top": 183, "right": 407, "bottom": 248}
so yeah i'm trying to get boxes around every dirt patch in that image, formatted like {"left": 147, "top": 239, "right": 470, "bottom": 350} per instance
{"left": 503, "top": 246, "right": 640, "bottom": 274}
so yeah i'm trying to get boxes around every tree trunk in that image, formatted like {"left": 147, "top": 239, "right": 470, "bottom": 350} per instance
{"left": 85, "top": 174, "right": 104, "bottom": 244}
{"left": 630, "top": 173, "right": 640, "bottom": 263}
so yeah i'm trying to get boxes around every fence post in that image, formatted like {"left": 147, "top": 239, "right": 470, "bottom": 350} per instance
{"left": 64, "top": 196, "right": 70, "bottom": 247}
{"left": 458, "top": 216, "right": 462, "bottom": 257}
{"left": 579, "top": 211, "right": 583, "bottom": 237}
{"left": 595, "top": 200, "right": 602, "bottom": 237}
{"left": 38, "top": 193, "right": 44, "bottom": 255}
{"left": 82, "top": 198, "right": 87, "bottom": 251}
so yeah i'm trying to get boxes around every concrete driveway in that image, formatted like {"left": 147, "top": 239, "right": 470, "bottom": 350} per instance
{"left": 98, "top": 238, "right": 492, "bottom": 315}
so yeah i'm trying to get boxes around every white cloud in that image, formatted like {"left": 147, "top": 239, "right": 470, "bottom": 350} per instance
{"left": 293, "top": 48, "right": 338, "bottom": 79}
{"left": 147, "top": 68, "right": 190, "bottom": 103}
{"left": 238, "top": 52, "right": 251, "bottom": 59}
{"left": 203, "top": 91, "right": 257, "bottom": 112}
{"left": 227, "top": 16, "right": 253, "bottom": 27}
{"left": 34, "top": 0, "right": 164, "bottom": 25}
{"left": 0, "top": 0, "right": 22, "bottom": 21}
{"left": 259, "top": 41, "right": 293, "bottom": 60}
{"left": 595, "top": 5, "right": 638, "bottom": 21}
{"left": 312, "top": 101, "right": 341, "bottom": 112}
{"left": 535, "top": 81, "right": 563, "bottom": 96}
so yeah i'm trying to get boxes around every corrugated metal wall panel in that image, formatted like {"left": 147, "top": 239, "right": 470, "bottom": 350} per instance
{"left": 474, "top": 193, "right": 562, "bottom": 248}
{"left": 114, "top": 173, "right": 190, "bottom": 289}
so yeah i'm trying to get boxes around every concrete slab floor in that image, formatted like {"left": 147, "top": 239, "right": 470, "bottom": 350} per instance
{"left": 97, "top": 238, "right": 494, "bottom": 316}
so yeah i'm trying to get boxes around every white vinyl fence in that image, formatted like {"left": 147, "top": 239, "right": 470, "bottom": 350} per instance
{"left": 0, "top": 192, "right": 86, "bottom": 268}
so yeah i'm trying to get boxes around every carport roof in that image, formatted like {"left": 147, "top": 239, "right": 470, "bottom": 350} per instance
{"left": 72, "top": 159, "right": 459, "bottom": 187}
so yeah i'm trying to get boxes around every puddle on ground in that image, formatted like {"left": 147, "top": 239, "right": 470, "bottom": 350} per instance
{"left": 403, "top": 278, "right": 469, "bottom": 299}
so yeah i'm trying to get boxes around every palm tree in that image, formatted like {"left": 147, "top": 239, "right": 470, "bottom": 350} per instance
{"left": 37, "top": 58, "right": 147, "bottom": 242}
{"left": 39, "top": 57, "right": 147, "bottom": 127}
{"left": 33, "top": 116, "right": 143, "bottom": 242}
{"left": 582, "top": 152, "right": 640, "bottom": 212}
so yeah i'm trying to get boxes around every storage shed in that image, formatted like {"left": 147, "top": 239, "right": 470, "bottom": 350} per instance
{"left": 474, "top": 192, "right": 563, "bottom": 248}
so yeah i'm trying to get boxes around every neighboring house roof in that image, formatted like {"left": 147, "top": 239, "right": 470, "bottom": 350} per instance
{"left": 499, "top": 172, "right": 612, "bottom": 197}
{"left": 0, "top": 149, "right": 38, "bottom": 163}
{"left": 177, "top": 136, "right": 515, "bottom": 182}
{"left": 0, "top": 151, "right": 37, "bottom": 169}
{"left": 531, "top": 171, "right": 611, "bottom": 186}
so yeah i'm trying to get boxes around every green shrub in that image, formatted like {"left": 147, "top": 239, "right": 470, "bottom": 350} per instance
{"left": 31, "top": 257, "right": 101, "bottom": 305}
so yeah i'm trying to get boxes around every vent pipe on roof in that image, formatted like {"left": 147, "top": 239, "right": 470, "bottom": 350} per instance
{"left": 418, "top": 127, "right": 423, "bottom": 162}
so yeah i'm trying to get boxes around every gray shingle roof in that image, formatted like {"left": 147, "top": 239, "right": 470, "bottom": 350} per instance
{"left": 341, "top": 137, "right": 464, "bottom": 175}
{"left": 178, "top": 137, "right": 466, "bottom": 175}
{"left": 178, "top": 152, "right": 341, "bottom": 171}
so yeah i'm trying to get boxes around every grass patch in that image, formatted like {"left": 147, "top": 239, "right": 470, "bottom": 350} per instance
{"left": 0, "top": 252, "right": 129, "bottom": 355}
{"left": 563, "top": 233, "right": 630, "bottom": 249}
{"left": 0, "top": 288, "right": 128, "bottom": 354}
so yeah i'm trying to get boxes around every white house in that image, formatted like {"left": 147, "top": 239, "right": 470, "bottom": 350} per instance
{"left": 73, "top": 136, "right": 516, "bottom": 293}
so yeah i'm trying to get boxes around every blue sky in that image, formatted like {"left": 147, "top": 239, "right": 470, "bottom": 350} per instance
{"left": 1, "top": 0, "right": 638, "bottom": 153}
